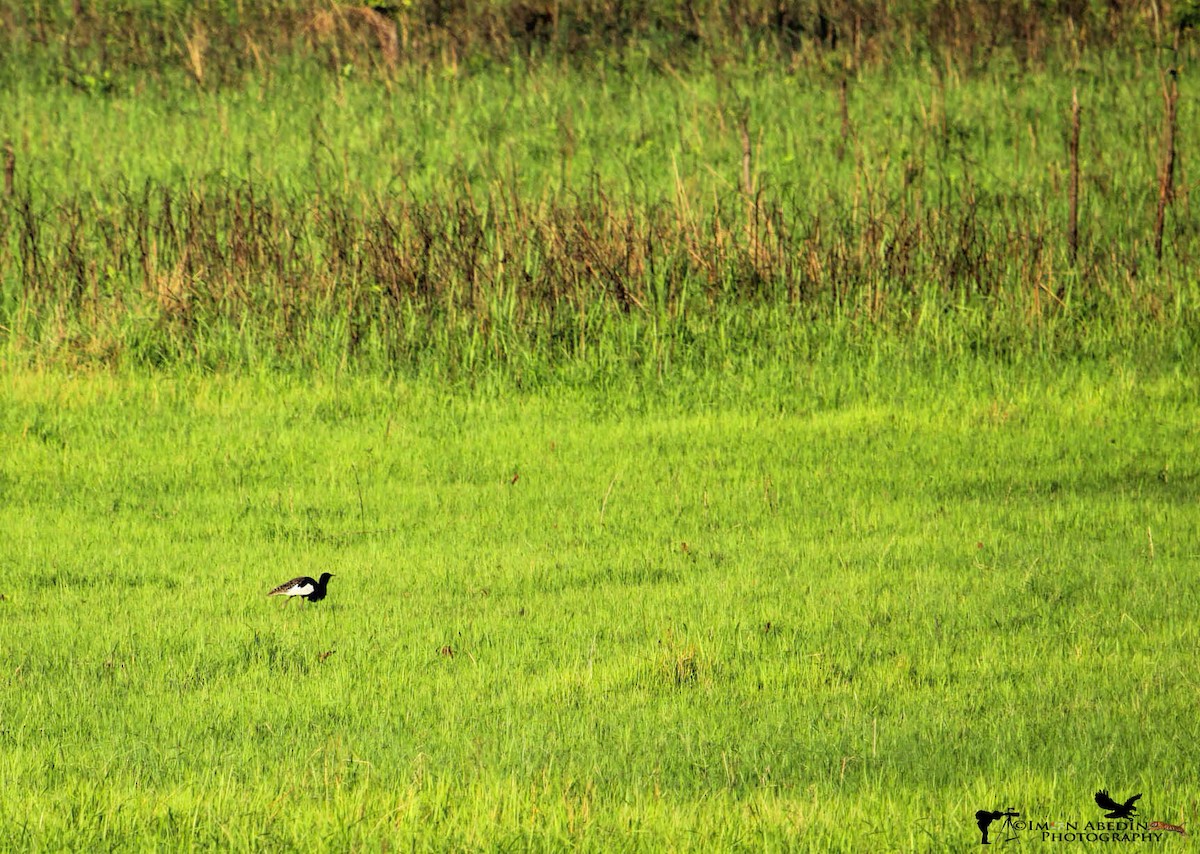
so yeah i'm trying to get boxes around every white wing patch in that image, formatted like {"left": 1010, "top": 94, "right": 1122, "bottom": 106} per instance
{"left": 285, "top": 582, "right": 315, "bottom": 597}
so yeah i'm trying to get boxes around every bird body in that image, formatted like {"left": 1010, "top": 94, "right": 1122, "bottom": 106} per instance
{"left": 1095, "top": 790, "right": 1141, "bottom": 819}
{"left": 269, "top": 572, "right": 335, "bottom": 603}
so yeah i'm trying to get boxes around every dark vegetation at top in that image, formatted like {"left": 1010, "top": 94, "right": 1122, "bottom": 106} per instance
{"left": 0, "top": 0, "right": 1196, "bottom": 97}
{"left": 1, "top": 1, "right": 1196, "bottom": 83}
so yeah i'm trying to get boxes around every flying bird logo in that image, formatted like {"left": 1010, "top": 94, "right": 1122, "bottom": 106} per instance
{"left": 1095, "top": 790, "right": 1141, "bottom": 819}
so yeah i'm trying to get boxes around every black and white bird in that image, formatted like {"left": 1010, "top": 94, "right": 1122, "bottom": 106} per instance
{"left": 268, "top": 572, "right": 335, "bottom": 603}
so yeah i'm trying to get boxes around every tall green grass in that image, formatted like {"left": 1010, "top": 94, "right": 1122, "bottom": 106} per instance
{"left": 2, "top": 47, "right": 1197, "bottom": 376}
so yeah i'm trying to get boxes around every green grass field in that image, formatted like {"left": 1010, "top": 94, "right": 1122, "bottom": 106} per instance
{"left": 2, "top": 359, "right": 1197, "bottom": 849}
{"left": 2, "top": 2, "right": 1199, "bottom": 849}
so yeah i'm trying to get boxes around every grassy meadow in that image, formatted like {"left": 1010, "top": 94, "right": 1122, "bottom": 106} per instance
{"left": 1, "top": 2, "right": 1197, "bottom": 373}
{"left": 3, "top": 362, "right": 1198, "bottom": 849}
{"left": 1, "top": 1, "right": 1199, "bottom": 850}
